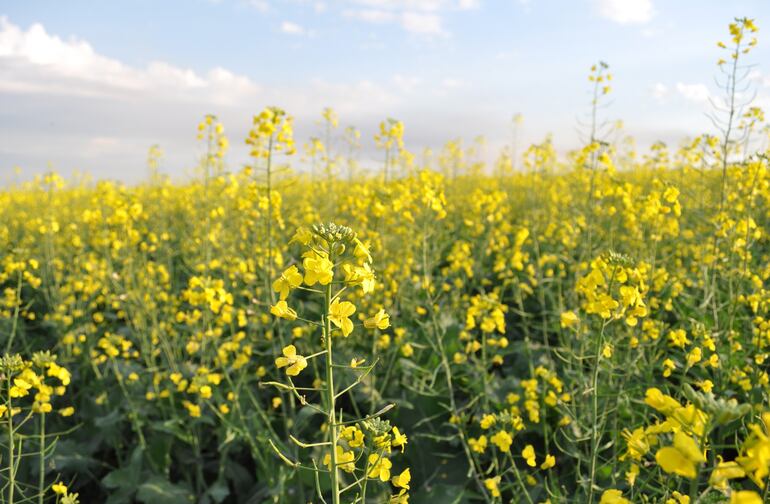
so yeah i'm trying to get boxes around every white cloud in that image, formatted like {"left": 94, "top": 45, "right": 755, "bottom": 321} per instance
{"left": 344, "top": 8, "right": 395, "bottom": 23}
{"left": 0, "top": 16, "right": 260, "bottom": 105}
{"left": 245, "top": 0, "right": 270, "bottom": 12}
{"left": 0, "top": 16, "right": 405, "bottom": 120}
{"left": 441, "top": 77, "right": 463, "bottom": 89}
{"left": 350, "top": 0, "right": 444, "bottom": 11}
{"left": 84, "top": 137, "right": 122, "bottom": 158}
{"left": 596, "top": 0, "right": 654, "bottom": 24}
{"left": 344, "top": 8, "right": 446, "bottom": 35}
{"left": 675, "top": 82, "right": 711, "bottom": 104}
{"left": 458, "top": 0, "right": 480, "bottom": 9}
{"left": 400, "top": 11, "right": 444, "bottom": 35}
{"left": 651, "top": 82, "right": 667, "bottom": 101}
{"left": 392, "top": 74, "right": 422, "bottom": 93}
{"left": 747, "top": 69, "right": 770, "bottom": 88}
{"left": 341, "top": 0, "right": 471, "bottom": 35}
{"left": 0, "top": 16, "right": 421, "bottom": 181}
{"left": 280, "top": 21, "right": 305, "bottom": 35}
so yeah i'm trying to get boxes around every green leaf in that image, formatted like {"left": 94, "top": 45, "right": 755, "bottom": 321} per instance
{"left": 136, "top": 476, "right": 194, "bottom": 504}
{"left": 104, "top": 487, "right": 136, "bottom": 504}
{"left": 412, "top": 484, "right": 468, "bottom": 504}
{"left": 152, "top": 419, "right": 194, "bottom": 444}
{"left": 205, "top": 479, "right": 230, "bottom": 503}
{"left": 51, "top": 440, "right": 100, "bottom": 473}
{"left": 94, "top": 409, "right": 123, "bottom": 428}
{"left": 102, "top": 446, "right": 143, "bottom": 490}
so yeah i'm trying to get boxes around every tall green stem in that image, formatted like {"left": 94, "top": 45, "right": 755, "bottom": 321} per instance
{"left": 324, "top": 282, "right": 340, "bottom": 504}
{"left": 38, "top": 412, "right": 45, "bottom": 504}
{"left": 7, "top": 378, "right": 15, "bottom": 504}
{"left": 586, "top": 320, "right": 607, "bottom": 504}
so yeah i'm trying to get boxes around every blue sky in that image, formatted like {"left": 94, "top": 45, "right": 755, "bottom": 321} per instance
{"left": 1, "top": 0, "right": 769, "bottom": 183}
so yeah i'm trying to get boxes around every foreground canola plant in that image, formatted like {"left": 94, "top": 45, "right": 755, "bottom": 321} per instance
{"left": 2, "top": 14, "right": 770, "bottom": 504}
{"left": 265, "top": 223, "right": 409, "bottom": 503}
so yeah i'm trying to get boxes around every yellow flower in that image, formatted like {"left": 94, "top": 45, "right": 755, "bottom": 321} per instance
{"left": 490, "top": 430, "right": 512, "bottom": 451}
{"left": 391, "top": 468, "right": 410, "bottom": 490}
{"left": 686, "top": 347, "right": 702, "bottom": 367}
{"left": 644, "top": 388, "right": 680, "bottom": 415}
{"left": 709, "top": 458, "right": 745, "bottom": 490}
{"left": 182, "top": 400, "right": 201, "bottom": 418}
{"left": 329, "top": 298, "right": 356, "bottom": 337}
{"left": 290, "top": 227, "right": 313, "bottom": 245}
{"left": 484, "top": 476, "right": 501, "bottom": 498}
{"left": 541, "top": 454, "right": 556, "bottom": 470}
{"left": 392, "top": 427, "right": 408, "bottom": 452}
{"left": 303, "top": 251, "right": 334, "bottom": 286}
{"left": 324, "top": 445, "right": 356, "bottom": 474}
{"left": 364, "top": 308, "right": 390, "bottom": 330}
{"left": 522, "top": 444, "right": 536, "bottom": 467}
{"left": 273, "top": 265, "right": 303, "bottom": 300}
{"left": 48, "top": 363, "right": 71, "bottom": 385}
{"left": 666, "top": 492, "right": 690, "bottom": 504}
{"left": 730, "top": 491, "right": 762, "bottom": 504}
{"left": 341, "top": 425, "right": 365, "bottom": 448}
{"left": 697, "top": 379, "right": 714, "bottom": 393}
{"left": 560, "top": 310, "right": 579, "bottom": 328}
{"left": 368, "top": 453, "right": 392, "bottom": 481}
{"left": 353, "top": 238, "right": 373, "bottom": 263}
{"left": 736, "top": 414, "right": 770, "bottom": 486}
{"left": 626, "top": 464, "right": 639, "bottom": 486}
{"left": 342, "top": 263, "right": 376, "bottom": 293}
{"left": 655, "top": 431, "right": 705, "bottom": 479}
{"left": 621, "top": 427, "right": 654, "bottom": 461}
{"left": 275, "top": 345, "right": 308, "bottom": 376}
{"left": 662, "top": 358, "right": 676, "bottom": 378}
{"left": 599, "top": 489, "right": 631, "bottom": 504}
{"left": 52, "top": 482, "right": 68, "bottom": 495}
{"left": 59, "top": 406, "right": 75, "bottom": 417}
{"left": 480, "top": 414, "right": 496, "bottom": 429}
{"left": 469, "top": 435, "right": 487, "bottom": 454}
{"left": 9, "top": 386, "right": 28, "bottom": 398}
{"left": 270, "top": 300, "right": 297, "bottom": 321}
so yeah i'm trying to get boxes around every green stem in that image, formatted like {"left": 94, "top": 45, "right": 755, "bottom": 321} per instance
{"left": 7, "top": 377, "right": 16, "bottom": 504}
{"left": 38, "top": 412, "right": 45, "bottom": 504}
{"left": 506, "top": 452, "right": 534, "bottom": 504}
{"left": 324, "top": 282, "right": 340, "bottom": 504}
{"left": 5, "top": 272, "right": 22, "bottom": 353}
{"left": 587, "top": 320, "right": 608, "bottom": 504}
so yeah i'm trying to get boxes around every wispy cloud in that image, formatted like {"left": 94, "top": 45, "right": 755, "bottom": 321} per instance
{"left": 651, "top": 82, "right": 667, "bottom": 102}
{"left": 400, "top": 11, "right": 445, "bottom": 35}
{"left": 0, "top": 16, "right": 260, "bottom": 105}
{"left": 341, "top": 0, "right": 474, "bottom": 35}
{"left": 0, "top": 16, "right": 420, "bottom": 180}
{"left": 280, "top": 20, "right": 306, "bottom": 36}
{"left": 675, "top": 82, "right": 711, "bottom": 104}
{"left": 595, "top": 0, "right": 654, "bottom": 24}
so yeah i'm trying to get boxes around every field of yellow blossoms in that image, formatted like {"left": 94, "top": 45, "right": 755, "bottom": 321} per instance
{"left": 2, "top": 16, "right": 770, "bottom": 504}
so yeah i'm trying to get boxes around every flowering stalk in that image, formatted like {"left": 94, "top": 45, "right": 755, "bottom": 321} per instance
{"left": 267, "top": 223, "right": 409, "bottom": 502}
{"left": 6, "top": 374, "right": 15, "bottom": 504}
{"left": 323, "top": 277, "right": 340, "bottom": 504}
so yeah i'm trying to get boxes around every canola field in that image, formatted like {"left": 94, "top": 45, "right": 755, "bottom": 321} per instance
{"left": 1, "top": 17, "right": 770, "bottom": 504}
